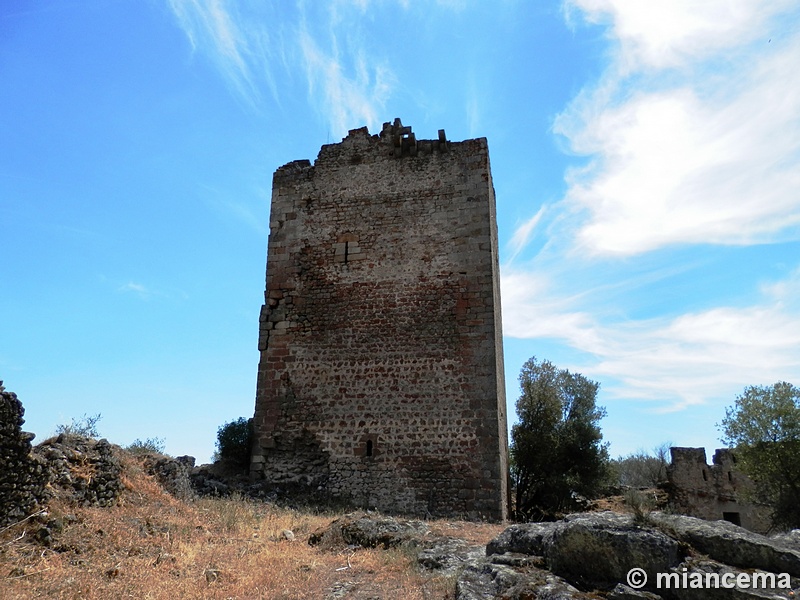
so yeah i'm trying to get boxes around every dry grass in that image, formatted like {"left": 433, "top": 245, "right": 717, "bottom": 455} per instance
{"left": 0, "top": 454, "right": 504, "bottom": 599}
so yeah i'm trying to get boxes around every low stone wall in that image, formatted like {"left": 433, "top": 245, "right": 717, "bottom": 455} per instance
{"left": 142, "top": 454, "right": 196, "bottom": 501}
{"left": 33, "top": 434, "right": 123, "bottom": 507}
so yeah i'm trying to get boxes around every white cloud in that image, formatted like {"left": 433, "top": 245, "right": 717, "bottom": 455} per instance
{"left": 297, "top": 24, "right": 395, "bottom": 138}
{"left": 506, "top": 206, "right": 546, "bottom": 262}
{"left": 568, "top": 0, "right": 797, "bottom": 70}
{"left": 118, "top": 282, "right": 154, "bottom": 300}
{"left": 501, "top": 266, "right": 800, "bottom": 410}
{"left": 166, "top": 0, "right": 261, "bottom": 104}
{"left": 553, "top": 1, "right": 800, "bottom": 257}
{"left": 166, "top": 1, "right": 396, "bottom": 137}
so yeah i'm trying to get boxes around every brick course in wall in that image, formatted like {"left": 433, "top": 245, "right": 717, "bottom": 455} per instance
{"left": 251, "top": 119, "right": 508, "bottom": 520}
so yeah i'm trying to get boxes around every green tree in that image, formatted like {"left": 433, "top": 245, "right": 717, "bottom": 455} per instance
{"left": 719, "top": 381, "right": 800, "bottom": 529}
{"left": 510, "top": 357, "right": 609, "bottom": 520}
{"left": 215, "top": 417, "right": 254, "bottom": 468}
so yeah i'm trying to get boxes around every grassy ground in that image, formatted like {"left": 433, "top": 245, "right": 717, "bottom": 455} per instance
{"left": 0, "top": 453, "right": 504, "bottom": 599}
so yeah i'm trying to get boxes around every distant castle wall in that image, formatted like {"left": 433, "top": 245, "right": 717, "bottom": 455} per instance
{"left": 251, "top": 119, "right": 508, "bottom": 520}
{"left": 667, "top": 447, "right": 770, "bottom": 533}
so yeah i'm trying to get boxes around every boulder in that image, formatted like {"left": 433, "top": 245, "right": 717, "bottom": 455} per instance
{"left": 650, "top": 513, "right": 800, "bottom": 577}
{"left": 485, "top": 521, "right": 557, "bottom": 557}
{"left": 661, "top": 557, "right": 797, "bottom": 600}
{"left": 608, "top": 583, "right": 663, "bottom": 599}
{"left": 546, "top": 512, "right": 682, "bottom": 589}
{"left": 456, "top": 561, "right": 592, "bottom": 600}
{"left": 417, "top": 536, "right": 484, "bottom": 574}
{"left": 770, "top": 530, "right": 800, "bottom": 553}
{"left": 486, "top": 512, "right": 682, "bottom": 590}
{"left": 308, "top": 512, "right": 429, "bottom": 549}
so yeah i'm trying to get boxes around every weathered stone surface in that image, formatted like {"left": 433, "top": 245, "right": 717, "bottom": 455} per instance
{"left": 608, "top": 583, "right": 663, "bottom": 599}
{"left": 485, "top": 512, "right": 682, "bottom": 590}
{"left": 251, "top": 119, "right": 508, "bottom": 520}
{"left": 547, "top": 512, "right": 682, "bottom": 589}
{"left": 308, "top": 512, "right": 429, "bottom": 549}
{"left": 770, "top": 530, "right": 800, "bottom": 553}
{"left": 483, "top": 512, "right": 800, "bottom": 597}
{"left": 485, "top": 521, "right": 557, "bottom": 556}
{"left": 651, "top": 513, "right": 800, "bottom": 577}
{"left": 662, "top": 558, "right": 797, "bottom": 600}
{"left": 456, "top": 562, "right": 591, "bottom": 600}
{"left": 417, "top": 536, "right": 485, "bottom": 574}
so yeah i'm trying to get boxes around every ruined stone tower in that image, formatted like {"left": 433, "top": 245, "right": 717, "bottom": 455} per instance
{"left": 251, "top": 119, "right": 508, "bottom": 520}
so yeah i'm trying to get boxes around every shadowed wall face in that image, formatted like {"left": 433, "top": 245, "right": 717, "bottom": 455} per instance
{"left": 252, "top": 120, "right": 508, "bottom": 520}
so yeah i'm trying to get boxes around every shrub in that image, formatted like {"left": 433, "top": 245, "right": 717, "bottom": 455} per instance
{"left": 127, "top": 437, "right": 166, "bottom": 455}
{"left": 216, "top": 417, "right": 253, "bottom": 468}
{"left": 55, "top": 413, "right": 102, "bottom": 438}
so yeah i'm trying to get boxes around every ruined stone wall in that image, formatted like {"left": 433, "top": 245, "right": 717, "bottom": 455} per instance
{"left": 252, "top": 119, "right": 508, "bottom": 520}
{"left": 667, "top": 447, "right": 770, "bottom": 533}
{"left": 0, "top": 382, "right": 48, "bottom": 526}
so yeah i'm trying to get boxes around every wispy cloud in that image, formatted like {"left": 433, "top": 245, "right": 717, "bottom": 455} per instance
{"left": 167, "top": 0, "right": 261, "bottom": 105}
{"left": 118, "top": 281, "right": 157, "bottom": 300}
{"left": 297, "top": 22, "right": 395, "bottom": 138}
{"left": 166, "top": 1, "right": 397, "bottom": 136}
{"left": 502, "top": 265, "right": 800, "bottom": 410}
{"left": 506, "top": 206, "right": 547, "bottom": 263}
{"left": 553, "top": 1, "right": 800, "bottom": 257}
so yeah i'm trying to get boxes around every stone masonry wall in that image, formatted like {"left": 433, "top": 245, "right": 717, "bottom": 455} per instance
{"left": 252, "top": 119, "right": 508, "bottom": 520}
{"left": 0, "top": 382, "right": 48, "bottom": 526}
{"left": 667, "top": 447, "right": 770, "bottom": 533}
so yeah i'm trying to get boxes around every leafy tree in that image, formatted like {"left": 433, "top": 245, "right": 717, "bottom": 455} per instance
{"left": 719, "top": 381, "right": 800, "bottom": 529}
{"left": 510, "top": 357, "right": 609, "bottom": 520}
{"left": 215, "top": 417, "right": 254, "bottom": 468}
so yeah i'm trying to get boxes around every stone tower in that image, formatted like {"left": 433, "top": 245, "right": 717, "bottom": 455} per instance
{"left": 251, "top": 119, "right": 508, "bottom": 520}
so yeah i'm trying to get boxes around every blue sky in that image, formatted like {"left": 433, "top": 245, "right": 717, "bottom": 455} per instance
{"left": 2, "top": 1, "right": 799, "bottom": 464}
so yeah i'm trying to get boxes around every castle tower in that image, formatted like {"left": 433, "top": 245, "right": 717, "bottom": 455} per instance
{"left": 252, "top": 119, "right": 508, "bottom": 520}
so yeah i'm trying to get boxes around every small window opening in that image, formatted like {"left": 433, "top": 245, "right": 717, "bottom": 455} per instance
{"left": 702, "top": 469, "right": 708, "bottom": 481}
{"left": 728, "top": 471, "right": 733, "bottom": 482}
{"left": 344, "top": 241, "right": 349, "bottom": 264}
{"left": 723, "top": 512, "right": 741, "bottom": 526}
{"left": 366, "top": 439, "right": 373, "bottom": 457}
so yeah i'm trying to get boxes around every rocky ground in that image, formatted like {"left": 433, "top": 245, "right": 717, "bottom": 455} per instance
{"left": 2, "top": 433, "right": 800, "bottom": 599}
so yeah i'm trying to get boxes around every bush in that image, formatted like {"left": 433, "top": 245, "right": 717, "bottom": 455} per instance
{"left": 216, "top": 417, "right": 253, "bottom": 468}
{"left": 55, "top": 413, "right": 102, "bottom": 438}
{"left": 613, "top": 443, "right": 671, "bottom": 488}
{"left": 127, "top": 437, "right": 167, "bottom": 455}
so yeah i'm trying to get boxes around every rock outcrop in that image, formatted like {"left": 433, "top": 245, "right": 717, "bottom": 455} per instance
{"left": 479, "top": 512, "right": 800, "bottom": 599}
{"left": 303, "top": 510, "right": 800, "bottom": 598}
